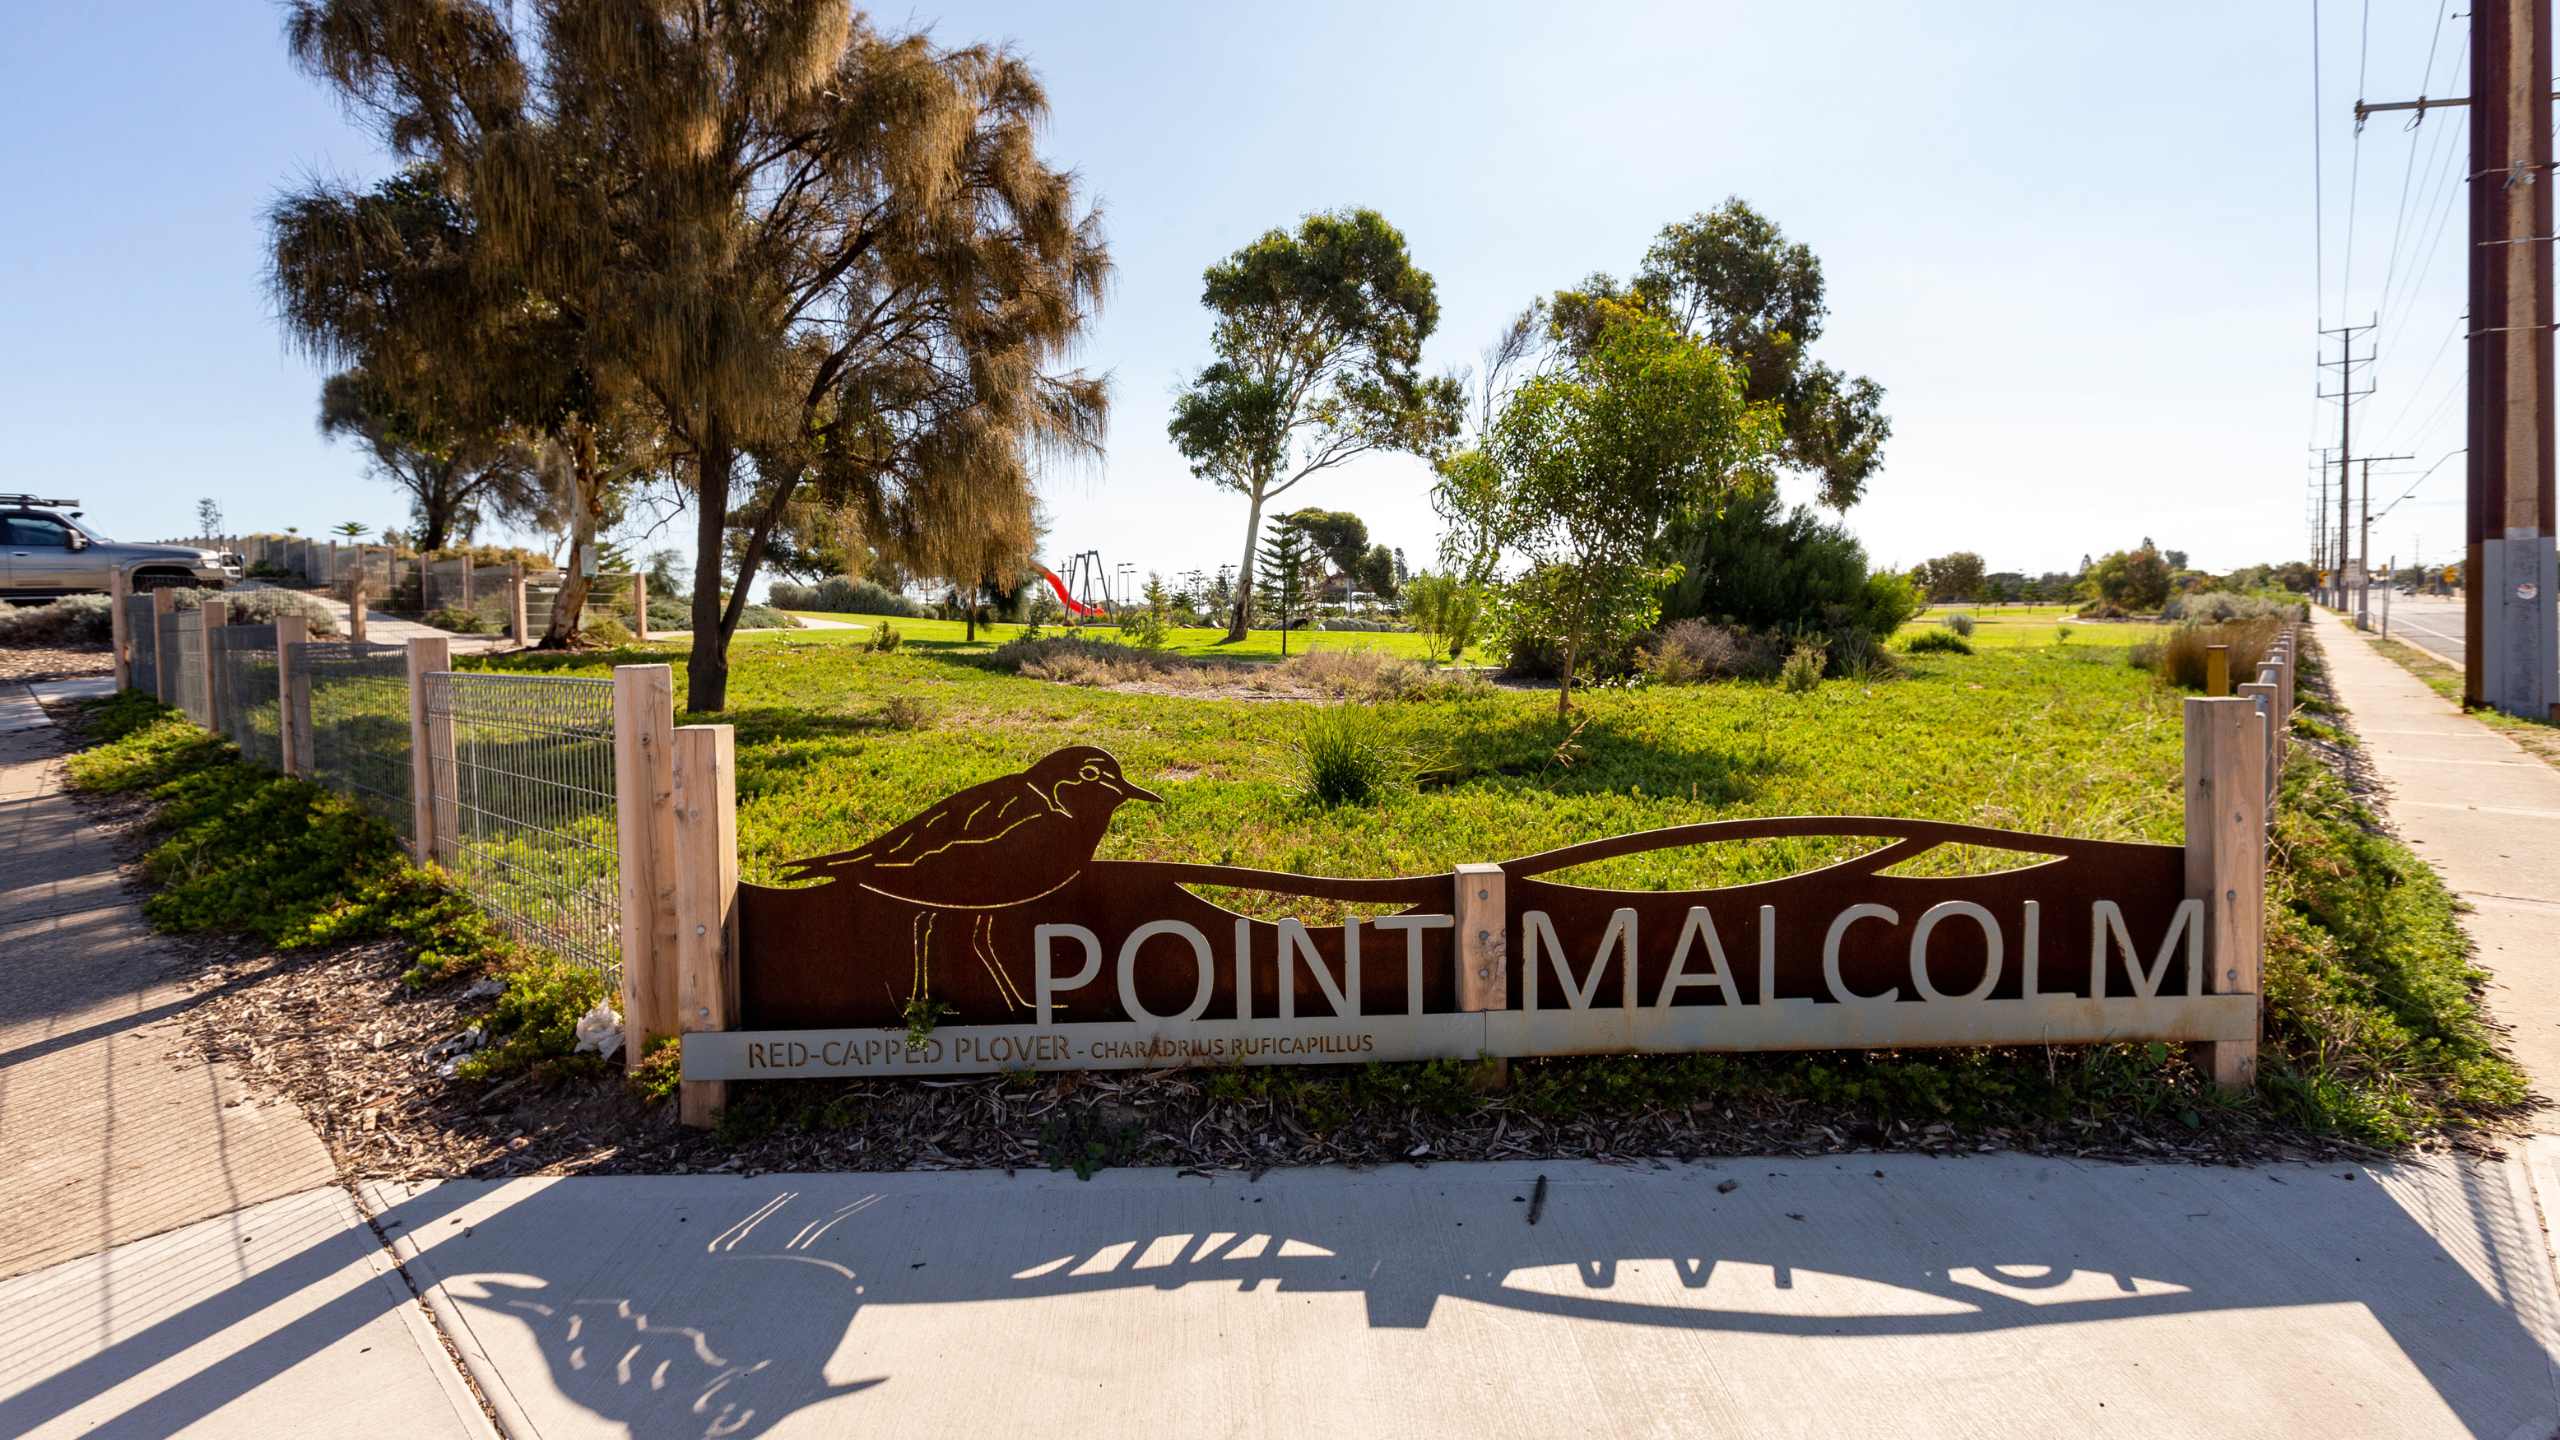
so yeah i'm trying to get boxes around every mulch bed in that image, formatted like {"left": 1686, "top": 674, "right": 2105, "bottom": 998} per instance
{"left": 40, "top": 683, "right": 2503, "bottom": 1187}
{"left": 0, "top": 642, "right": 111, "bottom": 684}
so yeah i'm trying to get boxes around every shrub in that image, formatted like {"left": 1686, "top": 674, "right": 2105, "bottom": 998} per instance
{"left": 870, "top": 622, "right": 903, "bottom": 653}
{"left": 453, "top": 954, "right": 608, "bottom": 1081}
{"left": 1903, "top": 628, "right": 1973, "bottom": 655}
{"left": 427, "top": 605, "right": 492, "bottom": 635}
{"left": 2162, "top": 591, "right": 2298, "bottom": 624}
{"left": 1635, "top": 618, "right": 1755, "bottom": 684}
{"left": 1279, "top": 649, "right": 1431, "bottom": 701}
{"left": 1293, "top": 705, "right": 1408, "bottom": 807}
{"left": 216, "top": 588, "right": 341, "bottom": 636}
{"left": 0, "top": 594, "right": 113, "bottom": 644}
{"left": 1943, "top": 611, "right": 1976, "bottom": 637}
{"left": 1780, "top": 640, "right": 1826, "bottom": 693}
{"left": 880, "top": 694, "right": 934, "bottom": 730}
{"left": 2130, "top": 616, "right": 2282, "bottom": 690}
{"left": 768, "top": 576, "right": 920, "bottom": 618}
{"left": 583, "top": 614, "right": 633, "bottom": 646}
{"left": 1403, "top": 572, "right": 1487, "bottom": 663}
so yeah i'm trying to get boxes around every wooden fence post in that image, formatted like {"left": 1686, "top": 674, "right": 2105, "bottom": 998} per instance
{"left": 632, "top": 573, "right": 650, "bottom": 642}
{"left": 2242, "top": 674, "right": 2281, "bottom": 809}
{"left": 406, "top": 635, "right": 451, "bottom": 865}
{"left": 2204, "top": 644, "right": 2229, "bottom": 697}
{"left": 612, "top": 664, "right": 681, "bottom": 1069}
{"left": 108, "top": 567, "right": 131, "bottom": 690}
{"left": 511, "top": 569, "right": 530, "bottom": 645}
{"left": 150, "top": 589, "right": 176, "bottom": 706}
{"left": 199, "top": 598, "right": 228, "bottom": 733}
{"left": 673, "top": 723, "right": 738, "bottom": 1127}
{"left": 275, "top": 616, "right": 307, "bottom": 776}
{"left": 461, "top": 554, "right": 476, "bottom": 609}
{"left": 2183, "top": 696, "right": 2266, "bottom": 1090}
{"left": 348, "top": 575, "right": 368, "bottom": 645}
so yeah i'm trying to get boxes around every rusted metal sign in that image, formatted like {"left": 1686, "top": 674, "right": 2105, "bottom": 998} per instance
{"left": 690, "top": 746, "right": 2248, "bottom": 1082}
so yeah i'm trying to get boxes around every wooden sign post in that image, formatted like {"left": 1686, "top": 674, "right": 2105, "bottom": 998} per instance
{"left": 2183, "top": 696, "right": 2267, "bottom": 1088}
{"left": 611, "top": 665, "right": 680, "bottom": 1069}
{"left": 673, "top": 724, "right": 739, "bottom": 1126}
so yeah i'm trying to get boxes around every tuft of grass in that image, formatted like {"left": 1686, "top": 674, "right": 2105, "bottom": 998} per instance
{"left": 1902, "top": 628, "right": 1973, "bottom": 656}
{"left": 1292, "top": 704, "right": 1410, "bottom": 808}
{"left": 1942, "top": 611, "right": 1976, "bottom": 637}
{"left": 870, "top": 622, "right": 903, "bottom": 653}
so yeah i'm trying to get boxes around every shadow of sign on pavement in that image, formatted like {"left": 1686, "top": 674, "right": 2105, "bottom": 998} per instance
{"left": 359, "top": 1156, "right": 2558, "bottom": 1439}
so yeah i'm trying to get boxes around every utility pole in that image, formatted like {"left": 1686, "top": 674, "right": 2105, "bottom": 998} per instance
{"left": 2319, "top": 323, "right": 2377, "bottom": 609}
{"left": 2355, "top": 6, "right": 2558, "bottom": 716}
{"left": 2358, "top": 455, "right": 2417, "bottom": 629}
{"left": 2469, "top": 0, "right": 2558, "bottom": 715}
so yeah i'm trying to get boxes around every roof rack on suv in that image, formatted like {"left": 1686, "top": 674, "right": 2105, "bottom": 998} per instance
{"left": 0, "top": 494, "right": 82, "bottom": 508}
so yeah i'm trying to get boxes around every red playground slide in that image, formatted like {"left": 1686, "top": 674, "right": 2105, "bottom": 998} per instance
{"left": 1036, "top": 565, "right": 1103, "bottom": 617}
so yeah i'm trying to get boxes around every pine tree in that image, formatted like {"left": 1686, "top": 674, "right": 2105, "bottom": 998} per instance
{"left": 1255, "top": 523, "right": 1318, "bottom": 657}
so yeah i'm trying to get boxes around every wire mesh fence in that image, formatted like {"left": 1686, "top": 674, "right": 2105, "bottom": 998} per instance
{"left": 423, "top": 672, "right": 622, "bottom": 987}
{"left": 170, "top": 612, "right": 207, "bottom": 727}
{"left": 212, "top": 623, "right": 282, "bottom": 768}
{"left": 125, "top": 595, "right": 157, "bottom": 695}
{"left": 421, "top": 557, "right": 473, "bottom": 614}
{"left": 298, "top": 640, "right": 417, "bottom": 844}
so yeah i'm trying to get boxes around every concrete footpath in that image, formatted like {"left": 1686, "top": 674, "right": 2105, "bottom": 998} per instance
{"left": 0, "top": 684, "right": 489, "bottom": 1438}
{"left": 2313, "top": 608, "right": 2560, "bottom": 1090}
{"left": 367, "top": 1157, "right": 2560, "bottom": 1439}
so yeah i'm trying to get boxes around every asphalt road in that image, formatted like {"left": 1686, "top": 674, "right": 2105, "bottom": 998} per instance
{"left": 2376, "top": 591, "right": 2467, "bottom": 664}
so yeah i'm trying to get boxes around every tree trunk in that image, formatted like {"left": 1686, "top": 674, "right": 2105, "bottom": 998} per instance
{"left": 417, "top": 462, "right": 462, "bottom": 554}
{"left": 1558, "top": 638, "right": 1575, "bottom": 719}
{"left": 542, "top": 423, "right": 600, "bottom": 648}
{"left": 965, "top": 583, "right": 977, "bottom": 643}
{"left": 1226, "top": 484, "right": 1266, "bottom": 643}
{"left": 685, "top": 421, "right": 734, "bottom": 713}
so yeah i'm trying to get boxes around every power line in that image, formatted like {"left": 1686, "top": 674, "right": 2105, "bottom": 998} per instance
{"left": 2338, "top": 0, "right": 2373, "bottom": 320}
{"left": 2372, "top": 0, "right": 2456, "bottom": 329}
{"left": 2312, "top": 0, "right": 2328, "bottom": 332}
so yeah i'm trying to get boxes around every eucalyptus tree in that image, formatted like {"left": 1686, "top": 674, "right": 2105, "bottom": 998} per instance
{"left": 1450, "top": 305, "right": 1776, "bottom": 716}
{"left": 1169, "top": 209, "right": 1462, "bottom": 641}
{"left": 283, "top": 0, "right": 1110, "bottom": 709}
{"left": 1556, "top": 199, "right": 1889, "bottom": 512}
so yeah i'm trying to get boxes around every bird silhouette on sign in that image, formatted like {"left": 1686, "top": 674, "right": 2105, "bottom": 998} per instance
{"left": 779, "top": 746, "right": 1160, "bottom": 1014}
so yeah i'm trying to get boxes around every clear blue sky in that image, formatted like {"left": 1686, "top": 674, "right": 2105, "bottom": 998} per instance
{"left": 1, "top": 2, "right": 2456, "bottom": 580}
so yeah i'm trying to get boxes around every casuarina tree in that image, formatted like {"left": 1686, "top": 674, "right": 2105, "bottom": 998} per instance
{"left": 283, "top": 1, "right": 1109, "bottom": 708}
{"left": 1169, "top": 209, "right": 1463, "bottom": 642}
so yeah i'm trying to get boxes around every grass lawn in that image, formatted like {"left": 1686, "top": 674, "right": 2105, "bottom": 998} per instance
{"left": 1896, "top": 604, "right": 2150, "bottom": 651}
{"left": 487, "top": 625, "right": 2189, "bottom": 897}
{"left": 779, "top": 611, "right": 1483, "bottom": 664}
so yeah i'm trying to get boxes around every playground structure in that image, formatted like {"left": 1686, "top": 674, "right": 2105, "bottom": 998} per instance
{"left": 1040, "top": 550, "right": 1118, "bottom": 618}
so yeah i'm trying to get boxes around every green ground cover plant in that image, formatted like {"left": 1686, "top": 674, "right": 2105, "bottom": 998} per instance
{"left": 65, "top": 692, "right": 608, "bottom": 1082}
